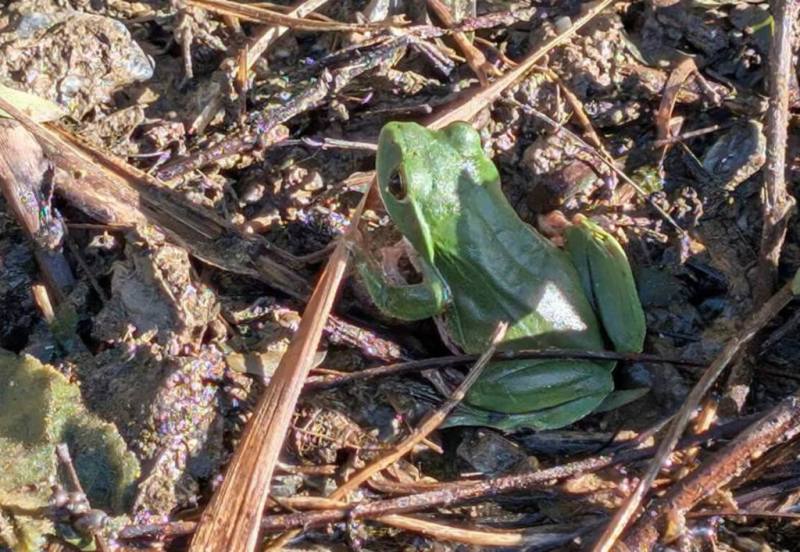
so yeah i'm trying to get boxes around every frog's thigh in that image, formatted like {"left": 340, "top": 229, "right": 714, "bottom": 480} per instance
{"left": 445, "top": 392, "right": 609, "bottom": 431}
{"left": 563, "top": 218, "right": 646, "bottom": 353}
{"left": 486, "top": 392, "right": 610, "bottom": 431}
{"left": 466, "top": 360, "right": 613, "bottom": 414}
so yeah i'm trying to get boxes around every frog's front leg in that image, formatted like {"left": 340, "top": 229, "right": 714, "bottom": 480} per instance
{"left": 564, "top": 216, "right": 646, "bottom": 353}
{"left": 353, "top": 244, "right": 450, "bottom": 321}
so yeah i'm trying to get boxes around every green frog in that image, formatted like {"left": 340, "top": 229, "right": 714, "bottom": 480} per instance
{"left": 356, "top": 121, "right": 646, "bottom": 431}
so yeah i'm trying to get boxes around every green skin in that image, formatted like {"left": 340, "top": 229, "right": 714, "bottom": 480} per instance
{"left": 357, "top": 121, "right": 644, "bottom": 430}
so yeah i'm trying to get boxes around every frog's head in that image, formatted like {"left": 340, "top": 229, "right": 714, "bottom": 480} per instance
{"left": 376, "top": 121, "right": 493, "bottom": 263}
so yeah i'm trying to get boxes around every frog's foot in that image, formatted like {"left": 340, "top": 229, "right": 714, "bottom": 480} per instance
{"left": 447, "top": 382, "right": 650, "bottom": 432}
{"left": 353, "top": 237, "right": 449, "bottom": 321}
{"left": 444, "top": 393, "right": 610, "bottom": 432}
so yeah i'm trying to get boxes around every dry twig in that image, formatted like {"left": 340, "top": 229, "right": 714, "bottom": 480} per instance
{"left": 54, "top": 444, "right": 110, "bottom": 552}
{"left": 158, "top": 36, "right": 411, "bottom": 180}
{"left": 187, "top": 191, "right": 367, "bottom": 552}
{"left": 377, "top": 514, "right": 581, "bottom": 548}
{"left": 428, "top": 0, "right": 617, "bottom": 129}
{"left": 186, "top": 0, "right": 400, "bottom": 31}
{"left": 591, "top": 281, "right": 796, "bottom": 552}
{"left": 426, "top": 0, "right": 500, "bottom": 86}
{"left": 623, "top": 393, "right": 800, "bottom": 549}
{"left": 339, "top": 323, "right": 505, "bottom": 499}
{"left": 654, "top": 57, "right": 698, "bottom": 169}
{"left": 0, "top": 95, "right": 310, "bottom": 299}
{"left": 0, "top": 120, "right": 74, "bottom": 301}
{"left": 514, "top": 103, "right": 689, "bottom": 239}
{"left": 115, "top": 416, "right": 756, "bottom": 544}
{"left": 189, "top": 0, "right": 333, "bottom": 134}
{"left": 257, "top": 416, "right": 757, "bottom": 533}
{"left": 754, "top": 0, "right": 798, "bottom": 302}
{"left": 267, "top": 324, "right": 507, "bottom": 548}
{"left": 303, "top": 348, "right": 706, "bottom": 392}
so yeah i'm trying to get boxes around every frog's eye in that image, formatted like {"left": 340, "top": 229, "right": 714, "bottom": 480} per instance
{"left": 386, "top": 170, "right": 407, "bottom": 201}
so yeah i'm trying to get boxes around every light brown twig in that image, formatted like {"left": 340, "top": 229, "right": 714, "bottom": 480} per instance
{"left": 623, "top": 393, "right": 800, "bottom": 549}
{"left": 426, "top": 0, "right": 500, "bottom": 86}
{"left": 0, "top": 120, "right": 74, "bottom": 301}
{"left": 590, "top": 281, "right": 796, "bottom": 552}
{"left": 187, "top": 194, "right": 365, "bottom": 551}
{"left": 188, "top": 0, "right": 332, "bottom": 134}
{"left": 427, "top": 0, "right": 617, "bottom": 129}
{"left": 186, "top": 0, "right": 400, "bottom": 31}
{"left": 267, "top": 324, "right": 507, "bottom": 548}
{"left": 114, "top": 416, "right": 755, "bottom": 543}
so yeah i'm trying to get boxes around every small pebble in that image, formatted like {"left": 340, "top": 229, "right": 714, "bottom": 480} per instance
{"left": 240, "top": 182, "right": 265, "bottom": 204}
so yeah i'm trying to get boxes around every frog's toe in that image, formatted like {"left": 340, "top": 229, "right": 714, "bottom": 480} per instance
{"left": 593, "top": 387, "right": 650, "bottom": 413}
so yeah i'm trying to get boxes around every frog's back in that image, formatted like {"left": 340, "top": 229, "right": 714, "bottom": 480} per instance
{"left": 433, "top": 173, "right": 606, "bottom": 355}
{"left": 380, "top": 121, "right": 606, "bottom": 355}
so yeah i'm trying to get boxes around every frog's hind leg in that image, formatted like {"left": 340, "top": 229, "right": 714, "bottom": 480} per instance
{"left": 465, "top": 359, "right": 614, "bottom": 414}
{"left": 445, "top": 392, "right": 610, "bottom": 431}
{"left": 563, "top": 216, "right": 646, "bottom": 353}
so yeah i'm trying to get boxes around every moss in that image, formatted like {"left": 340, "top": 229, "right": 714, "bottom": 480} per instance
{"left": 0, "top": 351, "right": 139, "bottom": 550}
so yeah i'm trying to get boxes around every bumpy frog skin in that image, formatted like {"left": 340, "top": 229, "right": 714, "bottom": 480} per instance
{"left": 357, "top": 121, "right": 646, "bottom": 430}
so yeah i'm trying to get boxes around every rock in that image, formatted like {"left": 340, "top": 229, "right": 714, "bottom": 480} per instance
{"left": 0, "top": 0, "right": 153, "bottom": 117}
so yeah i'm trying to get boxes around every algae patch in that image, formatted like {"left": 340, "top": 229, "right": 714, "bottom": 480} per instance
{"left": 0, "top": 351, "right": 139, "bottom": 550}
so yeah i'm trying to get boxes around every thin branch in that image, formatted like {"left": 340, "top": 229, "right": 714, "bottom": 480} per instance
{"left": 0, "top": 95, "right": 311, "bottom": 300}
{"left": 256, "top": 415, "right": 756, "bottom": 532}
{"left": 55, "top": 444, "right": 110, "bottom": 552}
{"left": 187, "top": 194, "right": 369, "bottom": 552}
{"left": 186, "top": 0, "right": 401, "bottom": 31}
{"left": 163, "top": 2, "right": 597, "bottom": 180}
{"left": 157, "top": 37, "right": 409, "bottom": 180}
{"left": 378, "top": 514, "right": 564, "bottom": 547}
{"left": 754, "top": 0, "right": 798, "bottom": 302}
{"left": 654, "top": 57, "right": 698, "bottom": 168}
{"left": 267, "top": 324, "right": 508, "bottom": 548}
{"left": 0, "top": 120, "right": 74, "bottom": 301}
{"left": 623, "top": 393, "right": 800, "bottom": 549}
{"left": 512, "top": 102, "right": 689, "bottom": 241}
{"left": 188, "top": 0, "right": 333, "bottom": 134}
{"left": 688, "top": 510, "right": 800, "bottom": 520}
{"left": 426, "top": 0, "right": 500, "bottom": 86}
{"left": 115, "top": 415, "right": 755, "bottom": 542}
{"left": 303, "top": 348, "right": 706, "bottom": 392}
{"left": 590, "top": 281, "right": 796, "bottom": 552}
{"left": 341, "top": 323, "right": 505, "bottom": 499}
{"left": 427, "top": 0, "right": 618, "bottom": 129}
